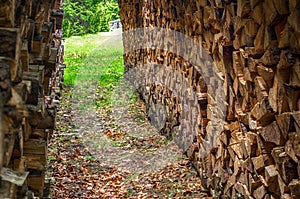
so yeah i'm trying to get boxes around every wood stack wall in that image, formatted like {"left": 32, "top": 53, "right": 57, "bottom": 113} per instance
{"left": 0, "top": 0, "right": 64, "bottom": 198}
{"left": 118, "top": 0, "right": 300, "bottom": 198}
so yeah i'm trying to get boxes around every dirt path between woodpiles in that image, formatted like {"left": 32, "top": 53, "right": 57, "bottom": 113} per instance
{"left": 47, "top": 30, "right": 209, "bottom": 198}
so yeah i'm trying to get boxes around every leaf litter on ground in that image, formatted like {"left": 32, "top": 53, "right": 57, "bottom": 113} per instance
{"left": 47, "top": 86, "right": 209, "bottom": 198}
{"left": 47, "top": 31, "right": 209, "bottom": 198}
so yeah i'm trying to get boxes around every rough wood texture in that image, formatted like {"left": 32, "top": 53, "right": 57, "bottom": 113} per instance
{"left": 119, "top": 0, "right": 300, "bottom": 198}
{"left": 0, "top": 0, "right": 64, "bottom": 198}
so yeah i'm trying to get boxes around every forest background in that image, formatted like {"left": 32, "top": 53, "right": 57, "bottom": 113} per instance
{"left": 62, "top": 0, "right": 120, "bottom": 37}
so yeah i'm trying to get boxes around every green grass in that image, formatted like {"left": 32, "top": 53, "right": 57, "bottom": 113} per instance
{"left": 64, "top": 34, "right": 109, "bottom": 85}
{"left": 63, "top": 33, "right": 124, "bottom": 87}
{"left": 63, "top": 33, "right": 125, "bottom": 108}
{"left": 95, "top": 55, "right": 124, "bottom": 107}
{"left": 111, "top": 140, "right": 126, "bottom": 147}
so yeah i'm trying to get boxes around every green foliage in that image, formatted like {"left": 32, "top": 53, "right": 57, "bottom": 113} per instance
{"left": 63, "top": 0, "right": 120, "bottom": 37}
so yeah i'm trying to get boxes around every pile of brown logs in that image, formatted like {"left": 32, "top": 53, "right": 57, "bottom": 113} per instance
{"left": 119, "top": 0, "right": 300, "bottom": 198}
{"left": 0, "top": 0, "right": 64, "bottom": 198}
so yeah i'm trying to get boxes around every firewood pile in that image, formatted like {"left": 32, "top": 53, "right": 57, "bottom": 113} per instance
{"left": 0, "top": 0, "right": 64, "bottom": 198}
{"left": 119, "top": 0, "right": 300, "bottom": 198}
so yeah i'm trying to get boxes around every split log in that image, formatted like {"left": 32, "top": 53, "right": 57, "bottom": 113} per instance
{"left": 0, "top": 28, "right": 21, "bottom": 82}
{"left": 27, "top": 171, "right": 45, "bottom": 197}
{"left": 0, "top": 0, "right": 15, "bottom": 28}
{"left": 289, "top": 179, "right": 300, "bottom": 198}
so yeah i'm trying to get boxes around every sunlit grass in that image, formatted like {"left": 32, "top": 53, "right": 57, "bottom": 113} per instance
{"left": 63, "top": 34, "right": 123, "bottom": 85}
{"left": 63, "top": 33, "right": 124, "bottom": 108}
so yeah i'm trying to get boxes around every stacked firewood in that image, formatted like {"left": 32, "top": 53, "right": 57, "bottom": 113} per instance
{"left": 119, "top": 0, "right": 300, "bottom": 198}
{"left": 0, "top": 0, "right": 64, "bottom": 198}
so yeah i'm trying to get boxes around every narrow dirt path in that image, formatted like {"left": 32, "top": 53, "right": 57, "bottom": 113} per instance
{"left": 47, "top": 31, "right": 208, "bottom": 198}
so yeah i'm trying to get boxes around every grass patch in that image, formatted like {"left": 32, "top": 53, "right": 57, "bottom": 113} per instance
{"left": 63, "top": 34, "right": 123, "bottom": 86}
{"left": 111, "top": 141, "right": 126, "bottom": 147}
{"left": 63, "top": 32, "right": 125, "bottom": 108}
{"left": 48, "top": 155, "right": 56, "bottom": 162}
{"left": 95, "top": 55, "right": 124, "bottom": 107}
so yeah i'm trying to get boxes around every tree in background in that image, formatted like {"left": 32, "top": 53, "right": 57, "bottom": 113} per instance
{"left": 63, "top": 0, "right": 119, "bottom": 37}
